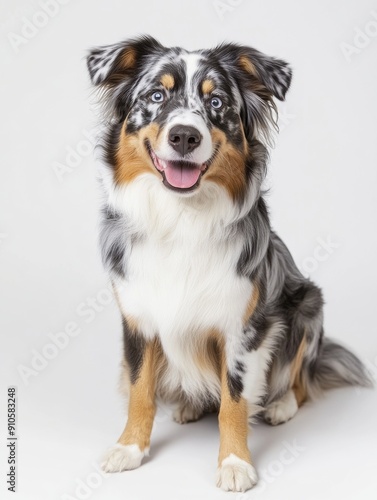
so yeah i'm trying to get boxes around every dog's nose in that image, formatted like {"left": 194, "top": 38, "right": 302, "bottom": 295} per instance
{"left": 168, "top": 125, "right": 202, "bottom": 157}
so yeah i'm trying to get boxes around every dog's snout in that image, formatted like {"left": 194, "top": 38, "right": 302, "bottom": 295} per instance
{"left": 168, "top": 125, "right": 202, "bottom": 157}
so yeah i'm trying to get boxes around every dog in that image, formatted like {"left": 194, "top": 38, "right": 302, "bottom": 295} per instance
{"left": 86, "top": 36, "right": 372, "bottom": 492}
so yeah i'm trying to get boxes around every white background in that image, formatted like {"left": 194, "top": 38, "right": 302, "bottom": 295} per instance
{"left": 1, "top": 0, "right": 377, "bottom": 499}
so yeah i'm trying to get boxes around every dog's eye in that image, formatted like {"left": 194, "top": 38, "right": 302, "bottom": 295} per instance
{"left": 210, "top": 97, "right": 223, "bottom": 109}
{"left": 150, "top": 91, "right": 165, "bottom": 103}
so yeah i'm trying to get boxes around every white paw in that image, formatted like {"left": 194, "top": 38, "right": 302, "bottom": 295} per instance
{"left": 264, "top": 389, "right": 298, "bottom": 426}
{"left": 173, "top": 404, "right": 202, "bottom": 424}
{"left": 101, "top": 443, "right": 147, "bottom": 473}
{"left": 216, "top": 454, "right": 258, "bottom": 492}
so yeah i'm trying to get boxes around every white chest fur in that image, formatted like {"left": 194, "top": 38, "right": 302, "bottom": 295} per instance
{"left": 115, "top": 227, "right": 251, "bottom": 335}
{"left": 111, "top": 176, "right": 253, "bottom": 394}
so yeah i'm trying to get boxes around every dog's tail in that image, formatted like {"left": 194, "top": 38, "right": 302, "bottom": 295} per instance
{"left": 303, "top": 337, "right": 373, "bottom": 399}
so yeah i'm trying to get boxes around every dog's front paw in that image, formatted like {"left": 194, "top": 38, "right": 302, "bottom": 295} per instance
{"left": 101, "top": 443, "right": 147, "bottom": 473}
{"left": 216, "top": 454, "right": 258, "bottom": 492}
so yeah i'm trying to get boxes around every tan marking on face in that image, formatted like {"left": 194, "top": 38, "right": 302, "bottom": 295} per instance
{"left": 204, "top": 128, "right": 248, "bottom": 201}
{"left": 243, "top": 284, "right": 259, "bottom": 325}
{"left": 115, "top": 121, "right": 162, "bottom": 184}
{"left": 160, "top": 73, "right": 175, "bottom": 90}
{"left": 117, "top": 337, "right": 160, "bottom": 451}
{"left": 202, "top": 79, "right": 215, "bottom": 94}
{"left": 217, "top": 337, "right": 252, "bottom": 466}
{"left": 290, "top": 334, "right": 307, "bottom": 407}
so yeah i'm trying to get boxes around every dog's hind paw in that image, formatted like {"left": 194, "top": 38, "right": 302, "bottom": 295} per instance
{"left": 216, "top": 454, "right": 258, "bottom": 492}
{"left": 173, "top": 404, "right": 203, "bottom": 424}
{"left": 264, "top": 389, "right": 298, "bottom": 426}
{"left": 101, "top": 443, "right": 147, "bottom": 473}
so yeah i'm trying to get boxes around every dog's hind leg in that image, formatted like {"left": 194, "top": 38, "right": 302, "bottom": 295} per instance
{"left": 265, "top": 333, "right": 307, "bottom": 425}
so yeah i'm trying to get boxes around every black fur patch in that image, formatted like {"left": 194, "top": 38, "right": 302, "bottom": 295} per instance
{"left": 236, "top": 196, "right": 270, "bottom": 279}
{"left": 227, "top": 371, "right": 244, "bottom": 401}
{"left": 122, "top": 318, "right": 146, "bottom": 384}
{"left": 99, "top": 206, "right": 128, "bottom": 278}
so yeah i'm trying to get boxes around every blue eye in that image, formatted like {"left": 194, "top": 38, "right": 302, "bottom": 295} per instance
{"left": 210, "top": 97, "right": 223, "bottom": 109}
{"left": 151, "top": 91, "right": 165, "bottom": 103}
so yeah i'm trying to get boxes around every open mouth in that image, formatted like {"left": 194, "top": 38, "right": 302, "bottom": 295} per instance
{"left": 147, "top": 143, "right": 210, "bottom": 192}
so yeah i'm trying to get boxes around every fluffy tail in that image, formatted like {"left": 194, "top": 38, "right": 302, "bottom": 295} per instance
{"left": 304, "top": 337, "right": 374, "bottom": 399}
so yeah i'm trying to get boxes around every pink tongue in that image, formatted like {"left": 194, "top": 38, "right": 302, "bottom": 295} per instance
{"left": 164, "top": 162, "right": 201, "bottom": 189}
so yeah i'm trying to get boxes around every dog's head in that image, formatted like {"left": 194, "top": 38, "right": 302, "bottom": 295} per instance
{"left": 87, "top": 36, "right": 291, "bottom": 201}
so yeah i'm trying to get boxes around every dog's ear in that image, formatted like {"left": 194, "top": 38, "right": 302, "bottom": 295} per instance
{"left": 236, "top": 46, "right": 292, "bottom": 102}
{"left": 212, "top": 43, "right": 292, "bottom": 141}
{"left": 87, "top": 35, "right": 164, "bottom": 87}
{"left": 213, "top": 43, "right": 292, "bottom": 101}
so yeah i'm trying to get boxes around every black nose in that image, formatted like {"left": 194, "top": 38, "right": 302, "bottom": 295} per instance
{"left": 168, "top": 125, "right": 202, "bottom": 157}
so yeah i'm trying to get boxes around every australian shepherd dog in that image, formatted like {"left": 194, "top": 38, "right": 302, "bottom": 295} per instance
{"left": 87, "top": 36, "right": 371, "bottom": 492}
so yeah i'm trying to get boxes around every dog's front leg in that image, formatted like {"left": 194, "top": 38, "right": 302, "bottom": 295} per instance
{"left": 102, "top": 321, "right": 157, "bottom": 473}
{"left": 216, "top": 344, "right": 258, "bottom": 492}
